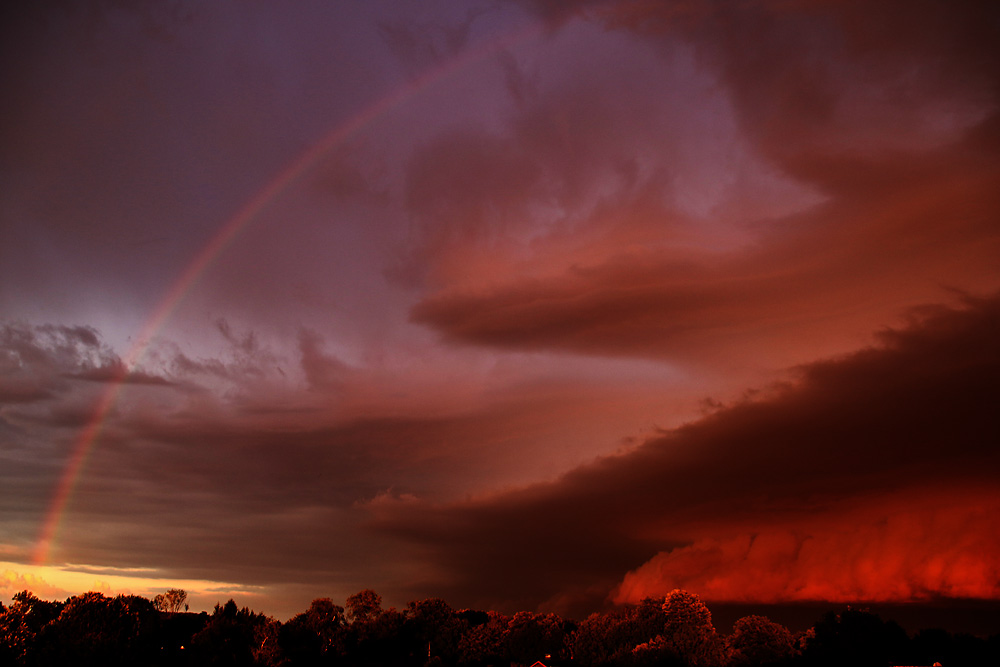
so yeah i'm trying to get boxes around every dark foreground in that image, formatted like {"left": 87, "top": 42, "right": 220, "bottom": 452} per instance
{"left": 2, "top": 588, "right": 998, "bottom": 666}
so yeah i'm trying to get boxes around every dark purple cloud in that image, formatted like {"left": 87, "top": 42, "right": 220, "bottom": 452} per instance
{"left": 379, "top": 294, "right": 1000, "bottom": 616}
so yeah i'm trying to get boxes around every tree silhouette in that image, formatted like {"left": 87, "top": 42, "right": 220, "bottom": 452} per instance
{"left": 279, "top": 598, "right": 346, "bottom": 666}
{"left": 190, "top": 599, "right": 280, "bottom": 667}
{"left": 348, "top": 605, "right": 407, "bottom": 666}
{"left": 0, "top": 591, "right": 64, "bottom": 665}
{"left": 506, "top": 610, "right": 568, "bottom": 665}
{"left": 3, "top": 586, "right": 996, "bottom": 667}
{"left": 457, "top": 610, "right": 509, "bottom": 667}
{"left": 727, "top": 615, "right": 797, "bottom": 666}
{"left": 803, "top": 608, "right": 909, "bottom": 667}
{"left": 32, "top": 592, "right": 160, "bottom": 667}
{"left": 571, "top": 603, "right": 662, "bottom": 667}
{"left": 153, "top": 588, "right": 189, "bottom": 614}
{"left": 345, "top": 589, "right": 382, "bottom": 624}
{"left": 657, "top": 590, "right": 724, "bottom": 667}
{"left": 405, "top": 597, "right": 466, "bottom": 665}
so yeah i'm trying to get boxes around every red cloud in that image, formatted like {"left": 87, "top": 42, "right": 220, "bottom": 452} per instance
{"left": 615, "top": 487, "right": 1000, "bottom": 605}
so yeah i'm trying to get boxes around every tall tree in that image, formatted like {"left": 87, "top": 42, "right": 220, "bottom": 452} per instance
{"left": 658, "top": 589, "right": 725, "bottom": 667}
{"left": 506, "top": 611, "right": 568, "bottom": 665}
{"left": 190, "top": 599, "right": 280, "bottom": 667}
{"left": 406, "top": 598, "right": 466, "bottom": 665}
{"left": 727, "top": 615, "right": 797, "bottom": 666}
{"left": 280, "top": 598, "right": 347, "bottom": 666}
{"left": 345, "top": 590, "right": 382, "bottom": 624}
{"left": 154, "top": 588, "right": 189, "bottom": 614}
{"left": 457, "top": 611, "right": 509, "bottom": 667}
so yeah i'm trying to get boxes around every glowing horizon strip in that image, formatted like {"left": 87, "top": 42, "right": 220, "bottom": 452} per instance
{"left": 32, "top": 19, "right": 546, "bottom": 566}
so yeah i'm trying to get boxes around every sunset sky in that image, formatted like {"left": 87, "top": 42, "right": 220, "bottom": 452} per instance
{"left": 2, "top": 0, "right": 999, "bottom": 624}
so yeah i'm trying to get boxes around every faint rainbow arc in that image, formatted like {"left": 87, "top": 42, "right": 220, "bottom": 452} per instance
{"left": 32, "top": 21, "right": 545, "bottom": 566}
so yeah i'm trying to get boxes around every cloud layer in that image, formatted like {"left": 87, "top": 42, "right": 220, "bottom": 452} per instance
{"left": 2, "top": 0, "right": 998, "bottom": 620}
{"left": 377, "top": 295, "right": 1000, "bottom": 615}
{"left": 411, "top": 0, "right": 1000, "bottom": 366}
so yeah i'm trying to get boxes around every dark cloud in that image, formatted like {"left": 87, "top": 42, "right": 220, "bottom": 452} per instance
{"left": 380, "top": 294, "right": 1000, "bottom": 616}
{"left": 3, "top": 320, "right": 660, "bottom": 596}
{"left": 0, "top": 323, "right": 171, "bottom": 404}
{"left": 48, "top": 408, "right": 565, "bottom": 589}
{"left": 688, "top": 0, "right": 1000, "bottom": 175}
{"left": 63, "top": 364, "right": 174, "bottom": 386}
{"left": 4, "top": 0, "right": 999, "bottom": 621}
{"left": 530, "top": 0, "right": 1000, "bottom": 182}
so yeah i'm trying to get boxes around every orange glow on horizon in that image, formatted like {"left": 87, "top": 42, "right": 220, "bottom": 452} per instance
{"left": 614, "top": 486, "right": 1000, "bottom": 606}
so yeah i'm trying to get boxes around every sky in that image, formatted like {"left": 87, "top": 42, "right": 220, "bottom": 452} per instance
{"left": 1, "top": 0, "right": 999, "bottom": 625}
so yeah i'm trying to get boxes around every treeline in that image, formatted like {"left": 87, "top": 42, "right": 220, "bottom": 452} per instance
{"left": 1, "top": 587, "right": 998, "bottom": 667}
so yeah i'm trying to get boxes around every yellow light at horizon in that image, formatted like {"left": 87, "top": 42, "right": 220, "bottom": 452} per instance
{"left": 0, "top": 560, "right": 265, "bottom": 613}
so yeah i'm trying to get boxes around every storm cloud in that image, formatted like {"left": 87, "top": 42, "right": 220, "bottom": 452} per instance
{"left": 2, "top": 0, "right": 998, "bottom": 621}
{"left": 379, "top": 295, "right": 1000, "bottom": 615}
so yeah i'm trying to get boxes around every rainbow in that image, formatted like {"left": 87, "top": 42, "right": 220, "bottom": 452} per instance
{"left": 32, "top": 19, "right": 547, "bottom": 566}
